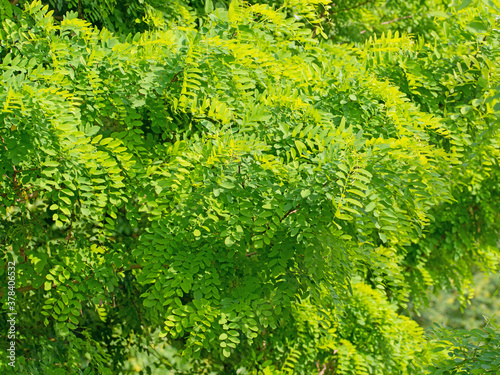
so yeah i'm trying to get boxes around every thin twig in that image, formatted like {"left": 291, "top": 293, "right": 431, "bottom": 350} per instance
{"left": 381, "top": 14, "right": 412, "bottom": 25}
{"left": 312, "top": 8, "right": 327, "bottom": 38}
{"left": 360, "top": 14, "right": 412, "bottom": 33}
{"left": 280, "top": 205, "right": 300, "bottom": 222}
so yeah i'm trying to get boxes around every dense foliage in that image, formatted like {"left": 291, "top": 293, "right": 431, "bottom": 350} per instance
{"left": 0, "top": 0, "right": 499, "bottom": 374}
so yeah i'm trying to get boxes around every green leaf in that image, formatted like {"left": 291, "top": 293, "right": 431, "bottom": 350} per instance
{"left": 455, "top": 0, "right": 473, "bottom": 10}
{"left": 428, "top": 11, "right": 449, "bottom": 17}
{"left": 466, "top": 21, "right": 487, "bottom": 33}
{"left": 87, "top": 126, "right": 100, "bottom": 136}
{"left": 44, "top": 160, "right": 59, "bottom": 167}
{"left": 365, "top": 201, "right": 376, "bottom": 212}
{"left": 294, "top": 140, "right": 306, "bottom": 155}
{"left": 379, "top": 232, "right": 387, "bottom": 243}
{"left": 225, "top": 237, "right": 234, "bottom": 247}
{"left": 59, "top": 196, "right": 71, "bottom": 205}
{"left": 220, "top": 181, "right": 235, "bottom": 189}
{"left": 205, "top": 0, "right": 214, "bottom": 13}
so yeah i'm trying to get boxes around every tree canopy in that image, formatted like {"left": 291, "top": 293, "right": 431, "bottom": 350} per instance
{"left": 1, "top": 0, "right": 499, "bottom": 374}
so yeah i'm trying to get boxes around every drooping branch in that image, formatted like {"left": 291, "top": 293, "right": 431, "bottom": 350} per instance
{"left": 0, "top": 264, "right": 143, "bottom": 298}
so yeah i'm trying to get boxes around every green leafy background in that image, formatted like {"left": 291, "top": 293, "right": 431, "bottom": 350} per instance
{"left": 0, "top": 0, "right": 499, "bottom": 374}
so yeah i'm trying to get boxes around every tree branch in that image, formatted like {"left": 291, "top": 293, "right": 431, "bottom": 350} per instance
{"left": 280, "top": 205, "right": 300, "bottom": 222}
